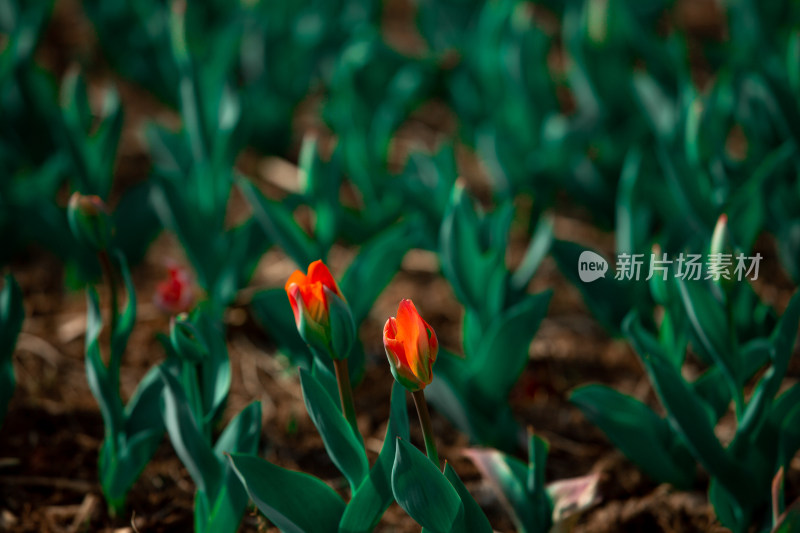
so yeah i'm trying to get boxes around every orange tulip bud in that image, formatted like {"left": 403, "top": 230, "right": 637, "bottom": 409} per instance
{"left": 384, "top": 299, "right": 439, "bottom": 392}
{"left": 285, "top": 260, "right": 355, "bottom": 360}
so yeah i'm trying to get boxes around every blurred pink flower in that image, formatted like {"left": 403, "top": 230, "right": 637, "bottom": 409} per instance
{"left": 154, "top": 263, "right": 194, "bottom": 314}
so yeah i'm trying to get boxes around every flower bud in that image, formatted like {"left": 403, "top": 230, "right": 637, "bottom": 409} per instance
{"left": 383, "top": 299, "right": 439, "bottom": 392}
{"left": 154, "top": 263, "right": 194, "bottom": 314}
{"left": 285, "top": 260, "right": 356, "bottom": 360}
{"left": 169, "top": 313, "right": 208, "bottom": 363}
{"left": 67, "top": 192, "right": 113, "bottom": 251}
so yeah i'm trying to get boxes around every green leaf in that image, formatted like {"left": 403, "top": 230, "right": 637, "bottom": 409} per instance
{"left": 472, "top": 291, "right": 552, "bottom": 404}
{"left": 443, "top": 463, "right": 492, "bottom": 533}
{"left": 526, "top": 433, "right": 552, "bottom": 529}
{"left": 85, "top": 288, "right": 123, "bottom": 439}
{"left": 426, "top": 351, "right": 521, "bottom": 451}
{"left": 193, "top": 308, "right": 231, "bottom": 427}
{"left": 250, "top": 288, "right": 311, "bottom": 367}
{"left": 625, "top": 310, "right": 684, "bottom": 369}
{"left": 439, "top": 185, "right": 506, "bottom": 317}
{"left": 770, "top": 291, "right": 800, "bottom": 385}
{"left": 340, "top": 382, "right": 410, "bottom": 533}
{"left": 204, "top": 403, "right": 262, "bottom": 533}
{"left": 340, "top": 221, "right": 413, "bottom": 324}
{"left": 675, "top": 278, "right": 738, "bottom": 384}
{"left": 510, "top": 215, "right": 553, "bottom": 293}
{"left": 709, "top": 479, "right": 749, "bottom": 533}
{"left": 392, "top": 439, "right": 462, "bottom": 532}
{"left": 463, "top": 446, "right": 536, "bottom": 532}
{"left": 692, "top": 368, "right": 732, "bottom": 423}
{"left": 159, "top": 367, "right": 222, "bottom": 497}
{"left": 570, "top": 384, "right": 695, "bottom": 488}
{"left": 777, "top": 398, "right": 800, "bottom": 471}
{"left": 228, "top": 453, "right": 345, "bottom": 533}
{"left": 642, "top": 353, "right": 750, "bottom": 501}
{"left": 237, "top": 178, "right": 321, "bottom": 268}
{"left": 213, "top": 401, "right": 262, "bottom": 457}
{"left": 110, "top": 251, "right": 137, "bottom": 363}
{"left": 299, "top": 369, "right": 368, "bottom": 490}
{"left": 0, "top": 275, "right": 24, "bottom": 428}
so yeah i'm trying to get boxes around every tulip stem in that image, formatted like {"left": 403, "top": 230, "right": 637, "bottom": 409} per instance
{"left": 412, "top": 390, "right": 439, "bottom": 468}
{"left": 98, "top": 250, "right": 120, "bottom": 334}
{"left": 333, "top": 358, "right": 360, "bottom": 438}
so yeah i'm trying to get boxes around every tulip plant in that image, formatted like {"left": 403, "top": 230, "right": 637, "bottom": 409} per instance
{"left": 572, "top": 258, "right": 800, "bottom": 532}
{"left": 322, "top": 32, "right": 435, "bottom": 239}
{"left": 59, "top": 69, "right": 161, "bottom": 269}
{"left": 428, "top": 184, "right": 552, "bottom": 451}
{"left": 230, "top": 261, "right": 494, "bottom": 532}
{"left": 0, "top": 274, "right": 24, "bottom": 429}
{"left": 146, "top": 1, "right": 268, "bottom": 312}
{"left": 465, "top": 429, "right": 600, "bottom": 533}
{"left": 159, "top": 309, "right": 261, "bottom": 533}
{"left": 68, "top": 194, "right": 167, "bottom": 515}
{"left": 244, "top": 137, "right": 422, "bottom": 379}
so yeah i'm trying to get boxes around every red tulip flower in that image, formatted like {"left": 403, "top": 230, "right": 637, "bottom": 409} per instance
{"left": 384, "top": 299, "right": 439, "bottom": 392}
{"left": 154, "top": 263, "right": 194, "bottom": 314}
{"left": 285, "top": 260, "right": 355, "bottom": 360}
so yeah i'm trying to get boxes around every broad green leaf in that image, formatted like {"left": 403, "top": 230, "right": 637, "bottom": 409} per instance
{"left": 691, "top": 368, "right": 732, "bottom": 423}
{"left": 526, "top": 433, "right": 552, "bottom": 530}
{"left": 299, "top": 369, "right": 368, "bottom": 490}
{"left": 237, "top": 178, "right": 321, "bottom": 268}
{"left": 443, "top": 463, "right": 492, "bottom": 533}
{"left": 204, "top": 403, "right": 262, "bottom": 533}
{"left": 709, "top": 479, "right": 749, "bottom": 533}
{"left": 463, "top": 446, "right": 534, "bottom": 532}
{"left": 160, "top": 367, "right": 222, "bottom": 496}
{"left": 340, "top": 221, "right": 413, "bottom": 324}
{"left": 213, "top": 401, "right": 262, "bottom": 457}
{"left": 777, "top": 401, "right": 800, "bottom": 472}
{"left": 769, "top": 291, "right": 800, "bottom": 386}
{"left": 228, "top": 453, "right": 345, "bottom": 533}
{"left": 426, "top": 351, "right": 520, "bottom": 451}
{"left": 110, "top": 251, "right": 137, "bottom": 364}
{"left": 642, "top": 354, "right": 750, "bottom": 501}
{"left": 439, "top": 185, "right": 497, "bottom": 314}
{"left": 624, "top": 311, "right": 684, "bottom": 369}
{"left": 571, "top": 384, "right": 695, "bottom": 488}
{"left": 249, "top": 288, "right": 311, "bottom": 367}
{"left": 193, "top": 308, "right": 231, "bottom": 427}
{"left": 472, "top": 290, "right": 552, "bottom": 404}
{"left": 340, "top": 382, "right": 410, "bottom": 532}
{"left": 85, "top": 288, "right": 123, "bottom": 439}
{"left": 510, "top": 214, "right": 553, "bottom": 293}
{"left": 392, "top": 439, "right": 462, "bottom": 532}
{"left": 675, "top": 278, "right": 739, "bottom": 387}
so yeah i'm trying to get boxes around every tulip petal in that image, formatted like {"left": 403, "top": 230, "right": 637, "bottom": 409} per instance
{"left": 286, "top": 283, "right": 302, "bottom": 325}
{"left": 308, "top": 260, "right": 345, "bottom": 300}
